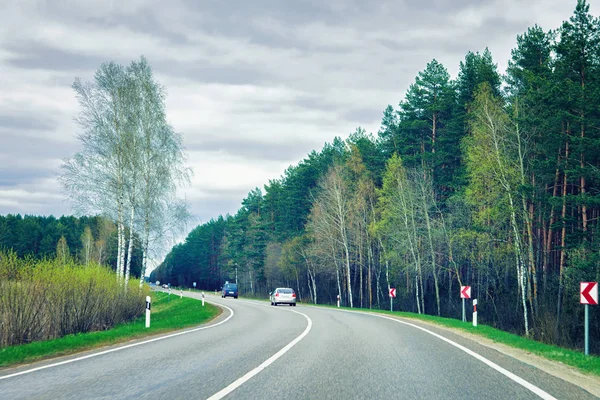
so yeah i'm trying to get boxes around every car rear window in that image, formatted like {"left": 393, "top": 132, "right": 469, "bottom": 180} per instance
{"left": 279, "top": 289, "right": 293, "bottom": 294}
{"left": 225, "top": 284, "right": 237, "bottom": 290}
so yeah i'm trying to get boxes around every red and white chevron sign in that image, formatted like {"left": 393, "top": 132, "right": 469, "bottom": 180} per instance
{"left": 580, "top": 282, "right": 598, "bottom": 305}
{"left": 389, "top": 288, "right": 396, "bottom": 298}
{"left": 460, "top": 286, "right": 471, "bottom": 299}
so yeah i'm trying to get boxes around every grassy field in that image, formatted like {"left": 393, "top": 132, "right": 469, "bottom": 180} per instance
{"left": 0, "top": 291, "right": 220, "bottom": 368}
{"left": 300, "top": 301, "right": 600, "bottom": 377}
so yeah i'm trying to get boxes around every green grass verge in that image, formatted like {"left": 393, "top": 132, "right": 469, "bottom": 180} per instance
{"left": 0, "top": 291, "right": 220, "bottom": 368}
{"left": 300, "top": 302, "right": 600, "bottom": 377}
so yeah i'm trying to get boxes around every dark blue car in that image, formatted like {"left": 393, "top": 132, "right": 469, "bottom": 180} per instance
{"left": 221, "top": 283, "right": 238, "bottom": 299}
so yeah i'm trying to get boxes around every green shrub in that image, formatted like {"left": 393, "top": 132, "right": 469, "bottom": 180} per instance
{"left": 0, "top": 250, "right": 147, "bottom": 347}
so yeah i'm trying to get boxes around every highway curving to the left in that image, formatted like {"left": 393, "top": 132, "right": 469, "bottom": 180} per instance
{"left": 0, "top": 291, "right": 308, "bottom": 399}
{"left": 0, "top": 290, "right": 597, "bottom": 400}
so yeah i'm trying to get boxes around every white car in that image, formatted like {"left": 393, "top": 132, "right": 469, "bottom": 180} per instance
{"left": 270, "top": 288, "right": 296, "bottom": 306}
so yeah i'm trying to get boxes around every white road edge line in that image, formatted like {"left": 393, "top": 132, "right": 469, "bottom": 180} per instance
{"left": 206, "top": 308, "right": 313, "bottom": 400}
{"left": 0, "top": 300, "right": 234, "bottom": 381}
{"left": 334, "top": 308, "right": 557, "bottom": 400}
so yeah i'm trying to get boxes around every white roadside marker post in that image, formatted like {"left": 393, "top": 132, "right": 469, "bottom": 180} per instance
{"left": 145, "top": 296, "right": 151, "bottom": 328}
{"left": 180, "top": 289, "right": 183, "bottom": 299}
{"left": 202, "top": 292, "right": 205, "bottom": 307}
{"left": 337, "top": 294, "right": 340, "bottom": 308}
{"left": 473, "top": 299, "right": 478, "bottom": 327}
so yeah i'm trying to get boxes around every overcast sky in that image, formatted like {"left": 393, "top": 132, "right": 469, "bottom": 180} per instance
{"left": 0, "top": 0, "right": 586, "bottom": 249}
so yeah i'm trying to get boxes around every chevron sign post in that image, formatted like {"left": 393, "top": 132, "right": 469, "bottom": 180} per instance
{"left": 389, "top": 288, "right": 396, "bottom": 312}
{"left": 581, "top": 282, "right": 598, "bottom": 356}
{"left": 460, "top": 286, "right": 471, "bottom": 299}
{"left": 460, "top": 286, "right": 471, "bottom": 322}
{"left": 581, "top": 282, "right": 598, "bottom": 305}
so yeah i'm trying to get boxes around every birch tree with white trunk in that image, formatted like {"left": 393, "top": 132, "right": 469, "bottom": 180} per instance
{"left": 465, "top": 82, "right": 529, "bottom": 335}
{"left": 60, "top": 61, "right": 133, "bottom": 282}
{"left": 60, "top": 56, "right": 192, "bottom": 287}
{"left": 310, "top": 164, "right": 354, "bottom": 307}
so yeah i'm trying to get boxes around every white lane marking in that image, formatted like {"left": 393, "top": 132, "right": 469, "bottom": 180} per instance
{"left": 207, "top": 308, "right": 313, "bottom": 400}
{"left": 331, "top": 308, "right": 556, "bottom": 400}
{"left": 0, "top": 300, "right": 234, "bottom": 381}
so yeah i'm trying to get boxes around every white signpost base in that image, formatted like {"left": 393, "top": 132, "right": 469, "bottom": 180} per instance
{"left": 585, "top": 304, "right": 589, "bottom": 355}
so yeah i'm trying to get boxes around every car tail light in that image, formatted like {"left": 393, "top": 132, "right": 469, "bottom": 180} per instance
{"left": 275, "top": 293, "right": 279, "bottom": 297}
{"left": 292, "top": 293, "right": 296, "bottom": 298}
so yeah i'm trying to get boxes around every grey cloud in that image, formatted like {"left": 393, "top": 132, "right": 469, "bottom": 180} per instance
{"left": 183, "top": 0, "right": 335, "bottom": 26}
{"left": 0, "top": 166, "right": 56, "bottom": 187}
{"left": 188, "top": 136, "right": 315, "bottom": 162}
{"left": 0, "top": 132, "right": 76, "bottom": 159}
{"left": 0, "top": 132, "right": 75, "bottom": 187}
{"left": 343, "top": 108, "right": 385, "bottom": 126}
{"left": 153, "top": 59, "right": 269, "bottom": 86}
{"left": 0, "top": 114, "right": 58, "bottom": 132}
{"left": 33, "top": 1, "right": 190, "bottom": 46}
{"left": 188, "top": 192, "right": 248, "bottom": 223}
{"left": 5, "top": 41, "right": 109, "bottom": 72}
{"left": 82, "top": 11, "right": 189, "bottom": 45}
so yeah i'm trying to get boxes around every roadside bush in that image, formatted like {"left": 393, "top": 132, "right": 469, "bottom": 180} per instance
{"left": 0, "top": 250, "right": 147, "bottom": 347}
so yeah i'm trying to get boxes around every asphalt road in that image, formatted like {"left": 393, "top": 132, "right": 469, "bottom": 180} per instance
{"left": 0, "top": 291, "right": 597, "bottom": 400}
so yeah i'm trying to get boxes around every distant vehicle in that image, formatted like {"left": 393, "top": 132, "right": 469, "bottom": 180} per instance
{"left": 270, "top": 288, "right": 296, "bottom": 306}
{"left": 221, "top": 283, "right": 238, "bottom": 299}
{"left": 162, "top": 284, "right": 168, "bottom": 289}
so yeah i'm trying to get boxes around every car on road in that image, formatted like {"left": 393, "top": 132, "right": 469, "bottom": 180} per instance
{"left": 270, "top": 288, "right": 296, "bottom": 306}
{"left": 221, "top": 283, "right": 238, "bottom": 298}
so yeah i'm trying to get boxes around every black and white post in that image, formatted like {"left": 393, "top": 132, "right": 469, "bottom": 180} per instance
{"left": 145, "top": 296, "right": 151, "bottom": 328}
{"left": 473, "top": 299, "right": 477, "bottom": 327}
{"left": 337, "top": 294, "right": 340, "bottom": 308}
{"left": 202, "top": 292, "right": 205, "bottom": 307}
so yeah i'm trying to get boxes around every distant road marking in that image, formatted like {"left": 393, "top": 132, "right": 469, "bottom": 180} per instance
{"left": 0, "top": 300, "right": 234, "bottom": 381}
{"left": 207, "top": 308, "right": 312, "bottom": 400}
{"left": 333, "top": 308, "right": 557, "bottom": 400}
